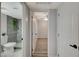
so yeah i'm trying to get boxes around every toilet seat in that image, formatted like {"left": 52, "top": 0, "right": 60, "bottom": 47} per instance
{"left": 3, "top": 42, "right": 16, "bottom": 48}
{"left": 3, "top": 42, "right": 16, "bottom": 52}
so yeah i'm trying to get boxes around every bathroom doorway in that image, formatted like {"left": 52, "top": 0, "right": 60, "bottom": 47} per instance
{"left": 1, "top": 2, "right": 23, "bottom": 57}
{"left": 7, "top": 16, "right": 23, "bottom": 56}
{"left": 32, "top": 12, "right": 48, "bottom": 57}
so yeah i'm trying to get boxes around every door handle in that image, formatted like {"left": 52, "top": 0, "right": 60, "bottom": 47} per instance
{"left": 69, "top": 44, "right": 77, "bottom": 49}
{"left": 35, "top": 33, "right": 37, "bottom": 35}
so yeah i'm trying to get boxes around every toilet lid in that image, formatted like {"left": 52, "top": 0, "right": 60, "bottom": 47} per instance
{"left": 3, "top": 42, "right": 16, "bottom": 47}
{"left": 1, "top": 35, "right": 8, "bottom": 45}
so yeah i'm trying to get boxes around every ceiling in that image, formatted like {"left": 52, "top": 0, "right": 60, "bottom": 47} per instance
{"left": 1, "top": 2, "right": 23, "bottom": 19}
{"left": 33, "top": 12, "right": 48, "bottom": 21}
{"left": 26, "top": 2, "right": 63, "bottom": 21}
{"left": 26, "top": 2, "right": 63, "bottom": 12}
{"left": 1, "top": 2, "right": 62, "bottom": 20}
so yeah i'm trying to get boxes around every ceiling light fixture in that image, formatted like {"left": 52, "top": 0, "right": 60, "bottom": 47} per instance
{"left": 44, "top": 18, "right": 48, "bottom": 21}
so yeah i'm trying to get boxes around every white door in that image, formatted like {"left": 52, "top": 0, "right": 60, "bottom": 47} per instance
{"left": 57, "top": 3, "right": 79, "bottom": 57}
{"left": 32, "top": 18, "right": 38, "bottom": 52}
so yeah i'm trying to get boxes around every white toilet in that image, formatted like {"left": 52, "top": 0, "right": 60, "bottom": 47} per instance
{"left": 1, "top": 35, "right": 16, "bottom": 56}
{"left": 3, "top": 42, "right": 16, "bottom": 52}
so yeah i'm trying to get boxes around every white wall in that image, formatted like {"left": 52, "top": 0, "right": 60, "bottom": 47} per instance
{"left": 33, "top": 18, "right": 48, "bottom": 39}
{"left": 22, "top": 3, "right": 30, "bottom": 57}
{"left": 37, "top": 20, "right": 48, "bottom": 38}
{"left": 1, "top": 14, "right": 8, "bottom": 45}
{"left": 0, "top": 3, "right": 1, "bottom": 56}
{"left": 57, "top": 2, "right": 79, "bottom": 57}
{"left": 48, "top": 9, "right": 57, "bottom": 57}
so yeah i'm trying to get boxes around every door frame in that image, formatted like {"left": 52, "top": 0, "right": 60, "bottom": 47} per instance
{"left": 30, "top": 11, "right": 49, "bottom": 57}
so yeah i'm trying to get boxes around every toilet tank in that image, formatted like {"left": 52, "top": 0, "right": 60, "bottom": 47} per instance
{"left": 1, "top": 35, "right": 8, "bottom": 45}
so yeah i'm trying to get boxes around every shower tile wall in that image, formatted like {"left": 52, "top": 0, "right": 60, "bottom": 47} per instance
{"left": 7, "top": 16, "right": 17, "bottom": 42}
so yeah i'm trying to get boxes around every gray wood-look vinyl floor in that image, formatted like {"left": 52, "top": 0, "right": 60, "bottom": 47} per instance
{"left": 32, "top": 38, "right": 48, "bottom": 57}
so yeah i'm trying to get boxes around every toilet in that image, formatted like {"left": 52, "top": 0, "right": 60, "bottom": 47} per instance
{"left": 3, "top": 42, "right": 16, "bottom": 52}
{"left": 1, "top": 35, "right": 16, "bottom": 56}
